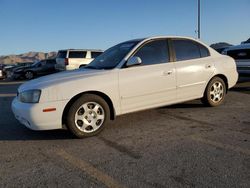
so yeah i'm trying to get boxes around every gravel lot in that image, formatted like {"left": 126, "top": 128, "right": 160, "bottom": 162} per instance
{"left": 0, "top": 77, "right": 250, "bottom": 188}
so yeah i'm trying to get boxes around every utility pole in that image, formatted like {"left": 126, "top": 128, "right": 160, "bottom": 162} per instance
{"left": 198, "top": 0, "right": 201, "bottom": 39}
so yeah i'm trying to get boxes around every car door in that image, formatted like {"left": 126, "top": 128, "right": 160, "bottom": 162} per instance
{"left": 39, "top": 61, "right": 50, "bottom": 75}
{"left": 45, "top": 60, "right": 56, "bottom": 74}
{"left": 119, "top": 39, "right": 177, "bottom": 114}
{"left": 171, "top": 39, "right": 215, "bottom": 100}
{"left": 33, "top": 62, "right": 43, "bottom": 75}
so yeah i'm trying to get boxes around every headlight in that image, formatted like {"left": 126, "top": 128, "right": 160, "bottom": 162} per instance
{"left": 18, "top": 90, "right": 41, "bottom": 103}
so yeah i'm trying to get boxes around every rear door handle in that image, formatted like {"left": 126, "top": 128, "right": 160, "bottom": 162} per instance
{"left": 163, "top": 70, "right": 173, "bottom": 76}
{"left": 205, "top": 64, "right": 212, "bottom": 69}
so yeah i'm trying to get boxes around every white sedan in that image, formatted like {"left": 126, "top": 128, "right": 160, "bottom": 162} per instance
{"left": 12, "top": 36, "right": 238, "bottom": 138}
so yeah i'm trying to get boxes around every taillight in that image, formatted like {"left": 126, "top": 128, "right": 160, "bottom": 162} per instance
{"left": 65, "top": 58, "right": 69, "bottom": 65}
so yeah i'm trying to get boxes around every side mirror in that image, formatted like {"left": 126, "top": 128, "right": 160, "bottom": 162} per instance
{"left": 126, "top": 56, "right": 142, "bottom": 67}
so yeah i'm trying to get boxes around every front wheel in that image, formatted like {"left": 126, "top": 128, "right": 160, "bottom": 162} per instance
{"left": 66, "top": 94, "right": 110, "bottom": 138}
{"left": 202, "top": 77, "right": 226, "bottom": 107}
{"left": 25, "top": 71, "right": 34, "bottom": 80}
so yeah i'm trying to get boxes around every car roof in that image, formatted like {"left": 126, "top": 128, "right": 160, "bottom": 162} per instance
{"left": 140, "top": 35, "right": 205, "bottom": 42}
{"left": 130, "top": 36, "right": 211, "bottom": 48}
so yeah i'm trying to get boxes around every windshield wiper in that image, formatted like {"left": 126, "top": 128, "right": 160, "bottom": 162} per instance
{"left": 84, "top": 65, "right": 113, "bottom": 70}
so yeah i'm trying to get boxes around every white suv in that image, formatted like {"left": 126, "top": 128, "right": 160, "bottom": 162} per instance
{"left": 55, "top": 49, "right": 103, "bottom": 71}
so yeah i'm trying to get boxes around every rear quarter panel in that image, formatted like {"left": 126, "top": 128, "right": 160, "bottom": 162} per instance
{"left": 212, "top": 55, "right": 238, "bottom": 89}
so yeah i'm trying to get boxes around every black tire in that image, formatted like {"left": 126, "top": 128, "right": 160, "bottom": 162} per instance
{"left": 201, "top": 77, "right": 226, "bottom": 107}
{"left": 66, "top": 94, "right": 110, "bottom": 138}
{"left": 24, "top": 71, "right": 34, "bottom": 80}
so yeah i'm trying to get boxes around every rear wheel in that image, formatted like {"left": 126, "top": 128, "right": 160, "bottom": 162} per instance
{"left": 202, "top": 77, "right": 226, "bottom": 107}
{"left": 66, "top": 94, "right": 110, "bottom": 138}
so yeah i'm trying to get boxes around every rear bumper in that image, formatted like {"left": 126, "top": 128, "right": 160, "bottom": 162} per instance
{"left": 55, "top": 64, "right": 66, "bottom": 71}
{"left": 237, "top": 65, "right": 250, "bottom": 75}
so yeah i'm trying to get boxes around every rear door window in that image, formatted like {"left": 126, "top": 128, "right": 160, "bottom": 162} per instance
{"left": 173, "top": 39, "right": 201, "bottom": 61}
{"left": 69, "top": 51, "right": 86, "bottom": 58}
{"left": 199, "top": 44, "right": 210, "bottom": 57}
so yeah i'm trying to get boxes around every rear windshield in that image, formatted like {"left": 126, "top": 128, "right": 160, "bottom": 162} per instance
{"left": 91, "top": 52, "right": 102, "bottom": 59}
{"left": 69, "top": 51, "right": 86, "bottom": 58}
{"left": 57, "top": 51, "right": 67, "bottom": 58}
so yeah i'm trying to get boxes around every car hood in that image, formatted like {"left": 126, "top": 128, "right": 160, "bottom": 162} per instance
{"left": 13, "top": 66, "right": 28, "bottom": 72}
{"left": 18, "top": 68, "right": 110, "bottom": 92}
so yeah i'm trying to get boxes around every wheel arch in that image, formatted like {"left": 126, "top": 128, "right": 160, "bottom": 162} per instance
{"left": 205, "top": 74, "right": 229, "bottom": 95}
{"left": 213, "top": 74, "right": 228, "bottom": 92}
{"left": 62, "top": 91, "right": 116, "bottom": 126}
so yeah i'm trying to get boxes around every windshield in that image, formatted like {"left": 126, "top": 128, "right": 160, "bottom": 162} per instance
{"left": 85, "top": 41, "right": 140, "bottom": 69}
{"left": 31, "top": 61, "right": 41, "bottom": 67}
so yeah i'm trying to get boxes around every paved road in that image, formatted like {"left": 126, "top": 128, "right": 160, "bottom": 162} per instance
{"left": 0, "top": 78, "right": 250, "bottom": 187}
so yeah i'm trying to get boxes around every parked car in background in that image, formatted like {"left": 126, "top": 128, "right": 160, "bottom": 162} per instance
{"left": 222, "top": 43, "right": 250, "bottom": 75}
{"left": 210, "top": 42, "right": 233, "bottom": 54}
{"left": 0, "top": 64, "right": 6, "bottom": 79}
{"left": 17, "top": 62, "right": 33, "bottom": 67}
{"left": 12, "top": 36, "right": 238, "bottom": 138}
{"left": 13, "top": 59, "right": 57, "bottom": 80}
{"left": 55, "top": 49, "right": 103, "bottom": 71}
{"left": 241, "top": 38, "right": 250, "bottom": 44}
{"left": 3, "top": 64, "right": 18, "bottom": 78}
{"left": 2, "top": 62, "right": 33, "bottom": 79}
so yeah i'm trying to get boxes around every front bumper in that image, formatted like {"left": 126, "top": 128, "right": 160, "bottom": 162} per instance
{"left": 11, "top": 97, "right": 68, "bottom": 130}
{"left": 12, "top": 72, "right": 24, "bottom": 79}
{"left": 0, "top": 70, "right": 6, "bottom": 79}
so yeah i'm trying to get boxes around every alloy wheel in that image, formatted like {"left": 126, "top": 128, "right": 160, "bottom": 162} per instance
{"left": 209, "top": 81, "right": 224, "bottom": 103}
{"left": 74, "top": 102, "right": 105, "bottom": 133}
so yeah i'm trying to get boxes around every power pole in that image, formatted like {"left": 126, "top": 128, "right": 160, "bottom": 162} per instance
{"left": 198, "top": 0, "right": 201, "bottom": 39}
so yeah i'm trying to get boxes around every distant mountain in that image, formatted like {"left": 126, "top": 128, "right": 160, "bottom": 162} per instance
{"left": 0, "top": 51, "right": 57, "bottom": 65}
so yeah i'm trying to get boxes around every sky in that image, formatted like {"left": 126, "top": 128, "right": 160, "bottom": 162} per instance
{"left": 0, "top": 0, "right": 249, "bottom": 56}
